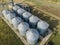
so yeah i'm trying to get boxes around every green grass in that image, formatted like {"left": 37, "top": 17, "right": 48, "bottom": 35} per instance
{"left": 53, "top": 34, "right": 60, "bottom": 45}
{"left": 48, "top": 34, "right": 60, "bottom": 45}
{"left": 0, "top": 18, "right": 24, "bottom": 45}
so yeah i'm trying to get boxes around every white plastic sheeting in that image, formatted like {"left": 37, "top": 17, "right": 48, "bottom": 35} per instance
{"left": 22, "top": 11, "right": 32, "bottom": 21}
{"left": 17, "top": 8, "right": 25, "bottom": 17}
{"left": 13, "top": 5, "right": 20, "bottom": 11}
{"left": 18, "top": 22, "right": 29, "bottom": 36}
{"left": 12, "top": 17, "right": 22, "bottom": 29}
{"left": 29, "top": 15, "right": 40, "bottom": 27}
{"left": 26, "top": 29, "right": 39, "bottom": 45}
{"left": 6, "top": 13, "right": 16, "bottom": 23}
{"left": 37, "top": 21, "right": 49, "bottom": 34}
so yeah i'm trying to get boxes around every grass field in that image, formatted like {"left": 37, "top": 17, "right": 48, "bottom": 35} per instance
{"left": 52, "top": 34, "right": 60, "bottom": 45}
{"left": 0, "top": 0, "right": 60, "bottom": 45}
{"left": 0, "top": 18, "right": 24, "bottom": 45}
{"left": 48, "top": 34, "right": 60, "bottom": 45}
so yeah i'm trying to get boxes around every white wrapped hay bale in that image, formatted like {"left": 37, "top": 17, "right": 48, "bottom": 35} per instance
{"left": 13, "top": 5, "right": 20, "bottom": 11}
{"left": 22, "top": 11, "right": 32, "bottom": 22}
{"left": 29, "top": 15, "right": 40, "bottom": 28}
{"left": 17, "top": 8, "right": 25, "bottom": 17}
{"left": 26, "top": 29, "right": 39, "bottom": 45}
{"left": 6, "top": 13, "right": 16, "bottom": 23}
{"left": 2, "top": 10, "right": 11, "bottom": 19}
{"left": 12, "top": 17, "right": 22, "bottom": 29}
{"left": 18, "top": 22, "right": 29, "bottom": 36}
{"left": 37, "top": 21, "right": 49, "bottom": 35}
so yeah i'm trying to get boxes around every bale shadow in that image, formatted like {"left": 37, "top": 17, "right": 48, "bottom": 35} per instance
{"left": 48, "top": 41, "right": 55, "bottom": 45}
{"left": 15, "top": 3, "right": 33, "bottom": 13}
{"left": 49, "top": 20, "right": 59, "bottom": 30}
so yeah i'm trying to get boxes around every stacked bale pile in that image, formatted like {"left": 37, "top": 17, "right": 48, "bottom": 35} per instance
{"left": 2, "top": 3, "right": 49, "bottom": 45}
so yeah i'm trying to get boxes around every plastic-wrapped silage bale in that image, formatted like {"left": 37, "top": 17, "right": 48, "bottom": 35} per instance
{"left": 37, "top": 21, "right": 49, "bottom": 35}
{"left": 17, "top": 8, "right": 25, "bottom": 17}
{"left": 6, "top": 13, "right": 16, "bottom": 23}
{"left": 22, "top": 11, "right": 32, "bottom": 22}
{"left": 2, "top": 10, "right": 11, "bottom": 19}
{"left": 18, "top": 22, "right": 29, "bottom": 36}
{"left": 29, "top": 15, "right": 40, "bottom": 28}
{"left": 12, "top": 17, "right": 22, "bottom": 29}
{"left": 13, "top": 5, "right": 20, "bottom": 11}
{"left": 26, "top": 28, "right": 39, "bottom": 45}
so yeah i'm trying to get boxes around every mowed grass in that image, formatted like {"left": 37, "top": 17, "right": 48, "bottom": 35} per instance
{"left": 48, "top": 34, "right": 60, "bottom": 45}
{"left": 53, "top": 34, "right": 60, "bottom": 45}
{"left": 0, "top": 18, "right": 24, "bottom": 45}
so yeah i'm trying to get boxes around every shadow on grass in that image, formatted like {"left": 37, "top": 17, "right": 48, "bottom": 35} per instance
{"left": 48, "top": 41, "right": 54, "bottom": 45}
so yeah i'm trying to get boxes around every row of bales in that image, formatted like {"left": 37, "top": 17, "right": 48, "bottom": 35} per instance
{"left": 2, "top": 3, "right": 49, "bottom": 45}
